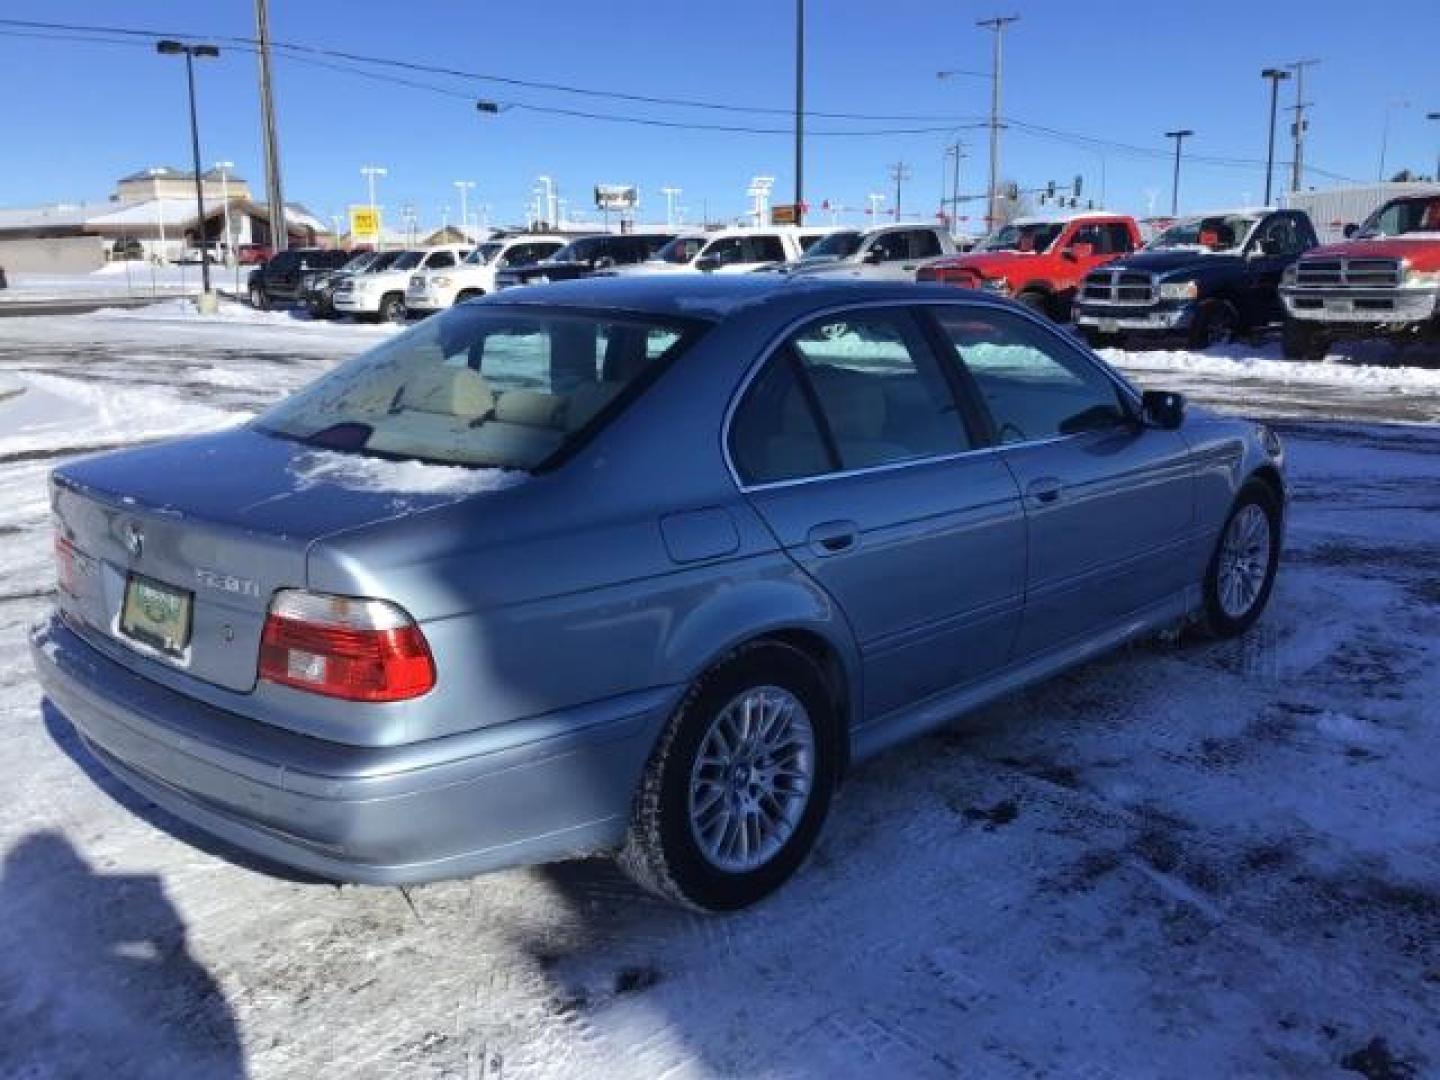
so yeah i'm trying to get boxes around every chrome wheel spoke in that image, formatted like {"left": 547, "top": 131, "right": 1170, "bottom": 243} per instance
{"left": 1217, "top": 504, "right": 1272, "bottom": 619}
{"left": 688, "top": 685, "right": 816, "bottom": 873}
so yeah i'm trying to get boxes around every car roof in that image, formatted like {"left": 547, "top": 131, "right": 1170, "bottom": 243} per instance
{"left": 476, "top": 273, "right": 976, "bottom": 322}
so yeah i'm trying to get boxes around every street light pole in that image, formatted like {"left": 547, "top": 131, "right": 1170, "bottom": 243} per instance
{"left": 157, "top": 40, "right": 220, "bottom": 298}
{"left": 1429, "top": 112, "right": 1440, "bottom": 181}
{"left": 794, "top": 0, "right": 804, "bottom": 226}
{"left": 1261, "top": 68, "right": 1291, "bottom": 206}
{"left": 453, "top": 180, "right": 475, "bottom": 242}
{"left": 1164, "top": 129, "right": 1193, "bottom": 216}
{"left": 361, "top": 165, "right": 386, "bottom": 247}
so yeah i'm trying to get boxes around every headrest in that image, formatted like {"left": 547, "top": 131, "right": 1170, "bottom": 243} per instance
{"left": 494, "top": 389, "right": 562, "bottom": 427}
{"left": 402, "top": 366, "right": 494, "bottom": 418}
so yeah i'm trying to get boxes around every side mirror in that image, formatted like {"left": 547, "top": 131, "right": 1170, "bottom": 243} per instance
{"left": 1342, "top": 222, "right": 1359, "bottom": 239}
{"left": 695, "top": 255, "right": 722, "bottom": 273}
{"left": 593, "top": 255, "right": 615, "bottom": 270}
{"left": 1066, "top": 242, "right": 1095, "bottom": 260}
{"left": 1141, "top": 389, "right": 1185, "bottom": 430}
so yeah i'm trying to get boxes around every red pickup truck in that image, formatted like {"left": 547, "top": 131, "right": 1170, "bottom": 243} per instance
{"left": 1279, "top": 193, "right": 1440, "bottom": 359}
{"left": 917, "top": 211, "right": 1144, "bottom": 321}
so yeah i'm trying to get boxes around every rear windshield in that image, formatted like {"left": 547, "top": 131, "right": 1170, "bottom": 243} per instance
{"left": 256, "top": 305, "right": 705, "bottom": 470}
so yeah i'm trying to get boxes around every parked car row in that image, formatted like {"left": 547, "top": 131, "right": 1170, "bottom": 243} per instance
{"left": 245, "top": 196, "right": 1439, "bottom": 355}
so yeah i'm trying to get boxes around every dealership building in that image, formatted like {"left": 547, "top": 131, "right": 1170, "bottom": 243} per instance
{"left": 0, "top": 167, "right": 330, "bottom": 273}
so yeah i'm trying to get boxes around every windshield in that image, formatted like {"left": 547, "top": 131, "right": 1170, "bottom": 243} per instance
{"left": 256, "top": 306, "right": 705, "bottom": 470}
{"left": 342, "top": 252, "right": 376, "bottom": 273}
{"left": 978, "top": 222, "right": 1064, "bottom": 253}
{"left": 1357, "top": 197, "right": 1440, "bottom": 238}
{"left": 390, "top": 251, "right": 425, "bottom": 271}
{"left": 464, "top": 242, "right": 505, "bottom": 266}
{"left": 1147, "top": 215, "right": 1258, "bottom": 252}
{"left": 653, "top": 236, "right": 707, "bottom": 264}
{"left": 802, "top": 231, "right": 862, "bottom": 259}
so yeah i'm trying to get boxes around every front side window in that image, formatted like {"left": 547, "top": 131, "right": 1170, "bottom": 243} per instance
{"left": 258, "top": 307, "right": 704, "bottom": 471}
{"left": 910, "top": 230, "right": 943, "bottom": 258}
{"left": 935, "top": 307, "right": 1130, "bottom": 444}
{"left": 655, "top": 236, "right": 707, "bottom": 263}
{"left": 804, "top": 231, "right": 862, "bottom": 259}
{"left": 1250, "top": 214, "right": 1306, "bottom": 255}
{"left": 868, "top": 232, "right": 909, "bottom": 262}
{"left": 464, "top": 242, "right": 504, "bottom": 266}
{"left": 746, "top": 235, "right": 787, "bottom": 264}
{"left": 702, "top": 237, "right": 747, "bottom": 266}
{"left": 426, "top": 251, "right": 457, "bottom": 269}
{"left": 390, "top": 251, "right": 424, "bottom": 271}
{"left": 979, "top": 221, "right": 1064, "bottom": 253}
{"left": 1357, "top": 197, "right": 1440, "bottom": 238}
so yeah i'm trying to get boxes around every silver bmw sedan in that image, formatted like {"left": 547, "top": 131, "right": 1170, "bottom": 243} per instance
{"left": 32, "top": 276, "right": 1284, "bottom": 910}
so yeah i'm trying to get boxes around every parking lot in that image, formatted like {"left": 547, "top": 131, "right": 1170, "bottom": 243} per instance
{"left": 1, "top": 303, "right": 1437, "bottom": 1078}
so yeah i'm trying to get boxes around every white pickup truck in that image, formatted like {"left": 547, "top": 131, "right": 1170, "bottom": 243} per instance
{"left": 613, "top": 227, "right": 832, "bottom": 276}
{"left": 332, "top": 245, "right": 471, "bottom": 322}
{"left": 404, "top": 235, "right": 570, "bottom": 314}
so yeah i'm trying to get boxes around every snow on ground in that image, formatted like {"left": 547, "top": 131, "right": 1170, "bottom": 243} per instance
{"left": 0, "top": 264, "right": 207, "bottom": 302}
{"left": 0, "top": 309, "right": 1437, "bottom": 1078}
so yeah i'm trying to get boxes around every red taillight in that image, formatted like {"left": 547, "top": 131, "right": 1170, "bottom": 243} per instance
{"left": 258, "top": 590, "right": 435, "bottom": 702}
{"left": 55, "top": 534, "right": 80, "bottom": 595}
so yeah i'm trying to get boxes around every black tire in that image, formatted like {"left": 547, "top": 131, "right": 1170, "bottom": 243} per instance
{"left": 1016, "top": 289, "right": 1051, "bottom": 319}
{"left": 1200, "top": 480, "right": 1282, "bottom": 639}
{"left": 248, "top": 285, "right": 269, "bottom": 311}
{"left": 378, "top": 293, "right": 406, "bottom": 323}
{"left": 618, "top": 640, "right": 840, "bottom": 912}
{"left": 1281, "top": 319, "right": 1327, "bottom": 361}
{"left": 1080, "top": 326, "right": 1120, "bottom": 350}
{"left": 1187, "top": 299, "right": 1241, "bottom": 350}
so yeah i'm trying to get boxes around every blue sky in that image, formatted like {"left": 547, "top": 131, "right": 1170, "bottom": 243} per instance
{"left": 1, "top": 1, "right": 1436, "bottom": 230}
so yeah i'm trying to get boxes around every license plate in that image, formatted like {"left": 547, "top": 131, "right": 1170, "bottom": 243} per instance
{"left": 120, "top": 573, "right": 193, "bottom": 657}
{"left": 1098, "top": 319, "right": 1119, "bottom": 333}
{"left": 1328, "top": 299, "right": 1352, "bottom": 313}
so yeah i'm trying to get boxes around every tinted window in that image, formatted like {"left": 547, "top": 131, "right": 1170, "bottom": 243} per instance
{"left": 704, "top": 237, "right": 747, "bottom": 265}
{"left": 788, "top": 311, "right": 969, "bottom": 469}
{"left": 1104, "top": 223, "right": 1135, "bottom": 254}
{"left": 1251, "top": 214, "right": 1307, "bottom": 255}
{"left": 746, "top": 235, "right": 787, "bottom": 264}
{"left": 935, "top": 307, "right": 1129, "bottom": 443}
{"left": 729, "top": 353, "right": 833, "bottom": 485}
{"left": 910, "top": 230, "right": 943, "bottom": 258}
{"left": 427, "top": 251, "right": 457, "bottom": 269}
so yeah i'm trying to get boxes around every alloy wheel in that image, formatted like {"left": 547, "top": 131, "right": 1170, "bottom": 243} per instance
{"left": 1217, "top": 503, "right": 1272, "bottom": 619}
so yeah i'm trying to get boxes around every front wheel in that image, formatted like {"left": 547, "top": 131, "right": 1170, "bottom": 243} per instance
{"left": 378, "top": 293, "right": 406, "bottom": 323}
{"left": 1282, "top": 319, "right": 1327, "bottom": 361}
{"left": 619, "top": 641, "right": 839, "bottom": 911}
{"left": 1188, "top": 299, "right": 1240, "bottom": 349}
{"left": 248, "top": 286, "right": 269, "bottom": 311}
{"left": 1201, "top": 481, "right": 1281, "bottom": 638}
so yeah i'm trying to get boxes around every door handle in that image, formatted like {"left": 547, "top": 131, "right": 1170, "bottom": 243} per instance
{"left": 806, "top": 520, "right": 858, "bottom": 556}
{"left": 1025, "top": 477, "right": 1064, "bottom": 504}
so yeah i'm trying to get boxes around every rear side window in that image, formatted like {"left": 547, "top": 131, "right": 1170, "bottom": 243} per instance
{"left": 910, "top": 230, "right": 943, "bottom": 258}
{"left": 427, "top": 251, "right": 457, "bottom": 269}
{"left": 934, "top": 307, "right": 1129, "bottom": 443}
{"left": 730, "top": 310, "right": 970, "bottom": 485}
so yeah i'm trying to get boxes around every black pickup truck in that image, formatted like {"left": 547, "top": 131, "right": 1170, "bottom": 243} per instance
{"left": 1073, "top": 209, "right": 1317, "bottom": 348}
{"left": 496, "top": 233, "right": 674, "bottom": 289}
{"left": 246, "top": 247, "right": 352, "bottom": 309}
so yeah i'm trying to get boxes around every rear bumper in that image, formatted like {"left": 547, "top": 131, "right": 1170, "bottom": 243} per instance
{"left": 31, "top": 614, "right": 675, "bottom": 884}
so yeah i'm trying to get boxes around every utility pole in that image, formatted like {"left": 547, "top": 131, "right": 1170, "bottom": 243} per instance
{"left": 254, "top": 0, "right": 287, "bottom": 253}
{"left": 889, "top": 161, "right": 911, "bottom": 221}
{"left": 977, "top": 15, "right": 1018, "bottom": 232}
{"left": 1430, "top": 112, "right": 1440, "bottom": 182}
{"left": 1287, "top": 58, "right": 1319, "bottom": 192}
{"left": 794, "top": 0, "right": 805, "bottom": 226}
{"left": 1164, "top": 130, "right": 1193, "bottom": 216}
{"left": 943, "top": 142, "right": 964, "bottom": 234}
{"left": 1260, "top": 68, "right": 1291, "bottom": 206}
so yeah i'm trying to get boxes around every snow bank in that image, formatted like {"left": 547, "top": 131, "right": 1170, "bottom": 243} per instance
{"left": 80, "top": 297, "right": 401, "bottom": 334}
{"left": 1103, "top": 342, "right": 1440, "bottom": 391}
{"left": 290, "top": 449, "right": 523, "bottom": 495}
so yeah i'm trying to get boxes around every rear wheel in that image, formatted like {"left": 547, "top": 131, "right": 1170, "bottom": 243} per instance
{"left": 1200, "top": 481, "right": 1281, "bottom": 638}
{"left": 1188, "top": 299, "right": 1240, "bottom": 349}
{"left": 378, "top": 293, "right": 406, "bottom": 323}
{"left": 619, "top": 641, "right": 840, "bottom": 911}
{"left": 1282, "top": 318, "right": 1327, "bottom": 361}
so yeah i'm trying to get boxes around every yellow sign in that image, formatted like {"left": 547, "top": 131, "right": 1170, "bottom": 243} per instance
{"left": 349, "top": 206, "right": 380, "bottom": 240}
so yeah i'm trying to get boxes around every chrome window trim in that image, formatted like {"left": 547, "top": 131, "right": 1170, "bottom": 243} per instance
{"left": 721, "top": 296, "right": 1144, "bottom": 494}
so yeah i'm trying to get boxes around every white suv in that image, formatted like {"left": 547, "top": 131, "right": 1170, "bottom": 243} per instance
{"left": 405, "top": 235, "right": 569, "bottom": 314}
{"left": 780, "top": 224, "right": 956, "bottom": 281}
{"left": 614, "top": 227, "right": 832, "bottom": 275}
{"left": 332, "top": 246, "right": 471, "bottom": 322}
